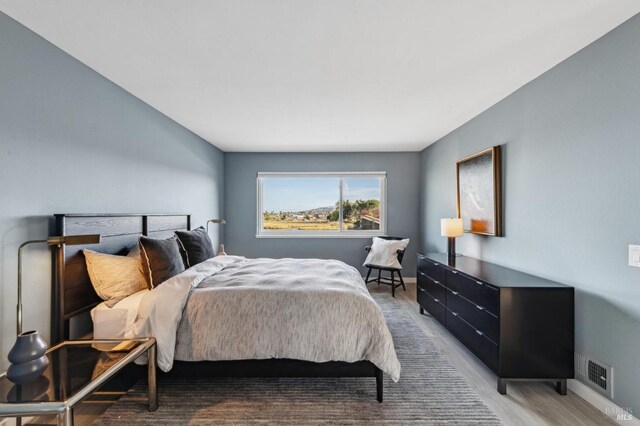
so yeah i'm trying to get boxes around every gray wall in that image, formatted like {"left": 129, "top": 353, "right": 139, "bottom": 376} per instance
{"left": 225, "top": 153, "right": 421, "bottom": 275}
{"left": 420, "top": 14, "right": 640, "bottom": 411}
{"left": 0, "top": 12, "right": 224, "bottom": 368}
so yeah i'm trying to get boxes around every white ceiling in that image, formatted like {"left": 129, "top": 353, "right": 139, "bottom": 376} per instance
{"left": 1, "top": 1, "right": 639, "bottom": 152}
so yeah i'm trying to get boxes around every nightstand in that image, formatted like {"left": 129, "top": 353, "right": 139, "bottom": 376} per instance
{"left": 0, "top": 337, "right": 157, "bottom": 426}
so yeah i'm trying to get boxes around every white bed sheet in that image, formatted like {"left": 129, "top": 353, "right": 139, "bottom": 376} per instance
{"left": 90, "top": 289, "right": 148, "bottom": 339}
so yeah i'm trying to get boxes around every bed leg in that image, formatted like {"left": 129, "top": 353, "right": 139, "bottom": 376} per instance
{"left": 375, "top": 368, "right": 383, "bottom": 403}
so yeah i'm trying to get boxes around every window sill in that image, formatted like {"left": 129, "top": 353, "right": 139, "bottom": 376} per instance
{"left": 255, "top": 233, "right": 386, "bottom": 239}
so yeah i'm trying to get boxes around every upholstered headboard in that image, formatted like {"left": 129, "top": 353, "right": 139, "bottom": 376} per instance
{"left": 51, "top": 213, "right": 191, "bottom": 343}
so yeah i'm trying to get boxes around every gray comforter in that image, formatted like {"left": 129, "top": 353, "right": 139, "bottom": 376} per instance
{"left": 173, "top": 257, "right": 401, "bottom": 381}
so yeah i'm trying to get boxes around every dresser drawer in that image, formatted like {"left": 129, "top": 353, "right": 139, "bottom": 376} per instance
{"left": 446, "top": 309, "right": 498, "bottom": 372}
{"left": 446, "top": 270, "right": 499, "bottom": 316}
{"left": 446, "top": 288, "right": 499, "bottom": 344}
{"left": 418, "top": 257, "right": 445, "bottom": 283}
{"left": 417, "top": 287, "right": 446, "bottom": 325}
{"left": 417, "top": 271, "right": 446, "bottom": 302}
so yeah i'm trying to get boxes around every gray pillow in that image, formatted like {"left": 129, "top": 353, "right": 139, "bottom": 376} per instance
{"left": 139, "top": 235, "right": 185, "bottom": 289}
{"left": 175, "top": 226, "right": 215, "bottom": 267}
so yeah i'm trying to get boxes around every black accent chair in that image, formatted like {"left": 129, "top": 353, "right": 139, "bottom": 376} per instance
{"left": 364, "top": 236, "right": 407, "bottom": 298}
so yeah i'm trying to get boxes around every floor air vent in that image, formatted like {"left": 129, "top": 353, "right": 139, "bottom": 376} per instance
{"left": 575, "top": 352, "right": 613, "bottom": 398}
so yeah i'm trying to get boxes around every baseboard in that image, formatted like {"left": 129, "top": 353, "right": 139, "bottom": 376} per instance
{"left": 569, "top": 379, "right": 638, "bottom": 424}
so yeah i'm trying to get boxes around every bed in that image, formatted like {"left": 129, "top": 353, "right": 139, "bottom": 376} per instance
{"left": 51, "top": 213, "right": 400, "bottom": 402}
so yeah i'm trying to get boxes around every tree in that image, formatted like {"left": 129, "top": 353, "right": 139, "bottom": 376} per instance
{"left": 343, "top": 200, "right": 353, "bottom": 221}
{"left": 328, "top": 199, "right": 379, "bottom": 223}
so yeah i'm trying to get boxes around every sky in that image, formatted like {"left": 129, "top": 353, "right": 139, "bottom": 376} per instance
{"left": 263, "top": 177, "right": 381, "bottom": 212}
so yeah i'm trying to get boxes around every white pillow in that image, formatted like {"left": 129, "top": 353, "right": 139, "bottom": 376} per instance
{"left": 84, "top": 249, "right": 148, "bottom": 308}
{"left": 90, "top": 289, "right": 148, "bottom": 339}
{"left": 363, "top": 237, "right": 410, "bottom": 270}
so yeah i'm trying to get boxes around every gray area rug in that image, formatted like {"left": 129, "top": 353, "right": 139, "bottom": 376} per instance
{"left": 95, "top": 292, "right": 501, "bottom": 425}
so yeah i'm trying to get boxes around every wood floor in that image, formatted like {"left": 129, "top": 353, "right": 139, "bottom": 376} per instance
{"left": 25, "top": 280, "right": 613, "bottom": 426}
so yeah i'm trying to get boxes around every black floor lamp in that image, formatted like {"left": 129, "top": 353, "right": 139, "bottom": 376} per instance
{"left": 16, "top": 234, "right": 101, "bottom": 335}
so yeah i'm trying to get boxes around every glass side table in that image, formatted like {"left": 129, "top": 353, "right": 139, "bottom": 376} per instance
{"left": 0, "top": 337, "right": 157, "bottom": 426}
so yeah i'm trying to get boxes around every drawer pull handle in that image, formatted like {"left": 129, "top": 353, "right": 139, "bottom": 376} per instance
{"left": 476, "top": 281, "right": 483, "bottom": 286}
{"left": 451, "top": 271, "right": 458, "bottom": 275}
{"left": 433, "top": 299, "right": 440, "bottom": 303}
{"left": 434, "top": 280, "right": 441, "bottom": 285}
{"left": 476, "top": 305, "right": 484, "bottom": 311}
{"left": 432, "top": 262, "right": 439, "bottom": 266}
{"left": 451, "top": 291, "right": 459, "bottom": 295}
{"left": 475, "top": 330, "right": 484, "bottom": 336}
{"left": 452, "top": 312, "right": 459, "bottom": 316}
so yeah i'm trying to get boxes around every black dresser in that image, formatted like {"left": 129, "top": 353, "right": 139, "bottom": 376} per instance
{"left": 417, "top": 253, "right": 574, "bottom": 395}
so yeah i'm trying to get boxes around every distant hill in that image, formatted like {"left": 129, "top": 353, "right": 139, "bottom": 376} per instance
{"left": 295, "top": 206, "right": 335, "bottom": 215}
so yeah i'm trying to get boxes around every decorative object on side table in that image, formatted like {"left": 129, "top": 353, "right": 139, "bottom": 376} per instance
{"left": 7, "top": 331, "right": 48, "bottom": 385}
{"left": 456, "top": 145, "right": 502, "bottom": 236}
{"left": 441, "top": 218, "right": 463, "bottom": 258}
{"left": 9, "top": 234, "right": 100, "bottom": 384}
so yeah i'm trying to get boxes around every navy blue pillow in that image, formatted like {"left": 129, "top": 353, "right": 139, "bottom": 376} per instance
{"left": 175, "top": 227, "right": 215, "bottom": 267}
{"left": 139, "top": 235, "right": 185, "bottom": 289}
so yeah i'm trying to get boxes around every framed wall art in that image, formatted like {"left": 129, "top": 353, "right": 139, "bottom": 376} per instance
{"left": 456, "top": 145, "right": 503, "bottom": 236}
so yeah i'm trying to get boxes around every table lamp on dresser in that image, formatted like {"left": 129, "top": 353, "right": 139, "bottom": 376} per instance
{"left": 441, "top": 218, "right": 464, "bottom": 259}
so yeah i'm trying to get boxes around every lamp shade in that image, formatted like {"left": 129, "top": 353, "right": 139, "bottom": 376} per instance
{"left": 441, "top": 218, "right": 464, "bottom": 237}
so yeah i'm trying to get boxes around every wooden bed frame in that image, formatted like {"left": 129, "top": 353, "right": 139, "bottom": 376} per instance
{"left": 51, "top": 213, "right": 384, "bottom": 402}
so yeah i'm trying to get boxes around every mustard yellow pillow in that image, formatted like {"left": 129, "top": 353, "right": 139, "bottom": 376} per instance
{"left": 84, "top": 249, "right": 148, "bottom": 307}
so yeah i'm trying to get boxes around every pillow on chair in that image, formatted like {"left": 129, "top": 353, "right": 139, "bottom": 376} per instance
{"left": 363, "top": 237, "right": 410, "bottom": 270}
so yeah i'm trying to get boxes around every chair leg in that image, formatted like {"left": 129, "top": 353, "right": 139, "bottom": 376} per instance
{"left": 365, "top": 267, "right": 372, "bottom": 283}
{"left": 397, "top": 270, "right": 405, "bottom": 291}
{"left": 391, "top": 271, "right": 395, "bottom": 298}
{"left": 377, "top": 269, "right": 381, "bottom": 285}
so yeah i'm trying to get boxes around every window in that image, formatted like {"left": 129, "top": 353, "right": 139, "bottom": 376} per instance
{"left": 257, "top": 172, "right": 386, "bottom": 237}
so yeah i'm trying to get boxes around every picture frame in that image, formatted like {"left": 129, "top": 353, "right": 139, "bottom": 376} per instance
{"left": 456, "top": 145, "right": 502, "bottom": 236}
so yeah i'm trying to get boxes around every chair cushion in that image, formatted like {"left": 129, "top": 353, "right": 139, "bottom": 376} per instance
{"left": 363, "top": 237, "right": 410, "bottom": 270}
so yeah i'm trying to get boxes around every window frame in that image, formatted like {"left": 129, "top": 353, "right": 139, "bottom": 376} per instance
{"left": 256, "top": 172, "right": 387, "bottom": 238}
